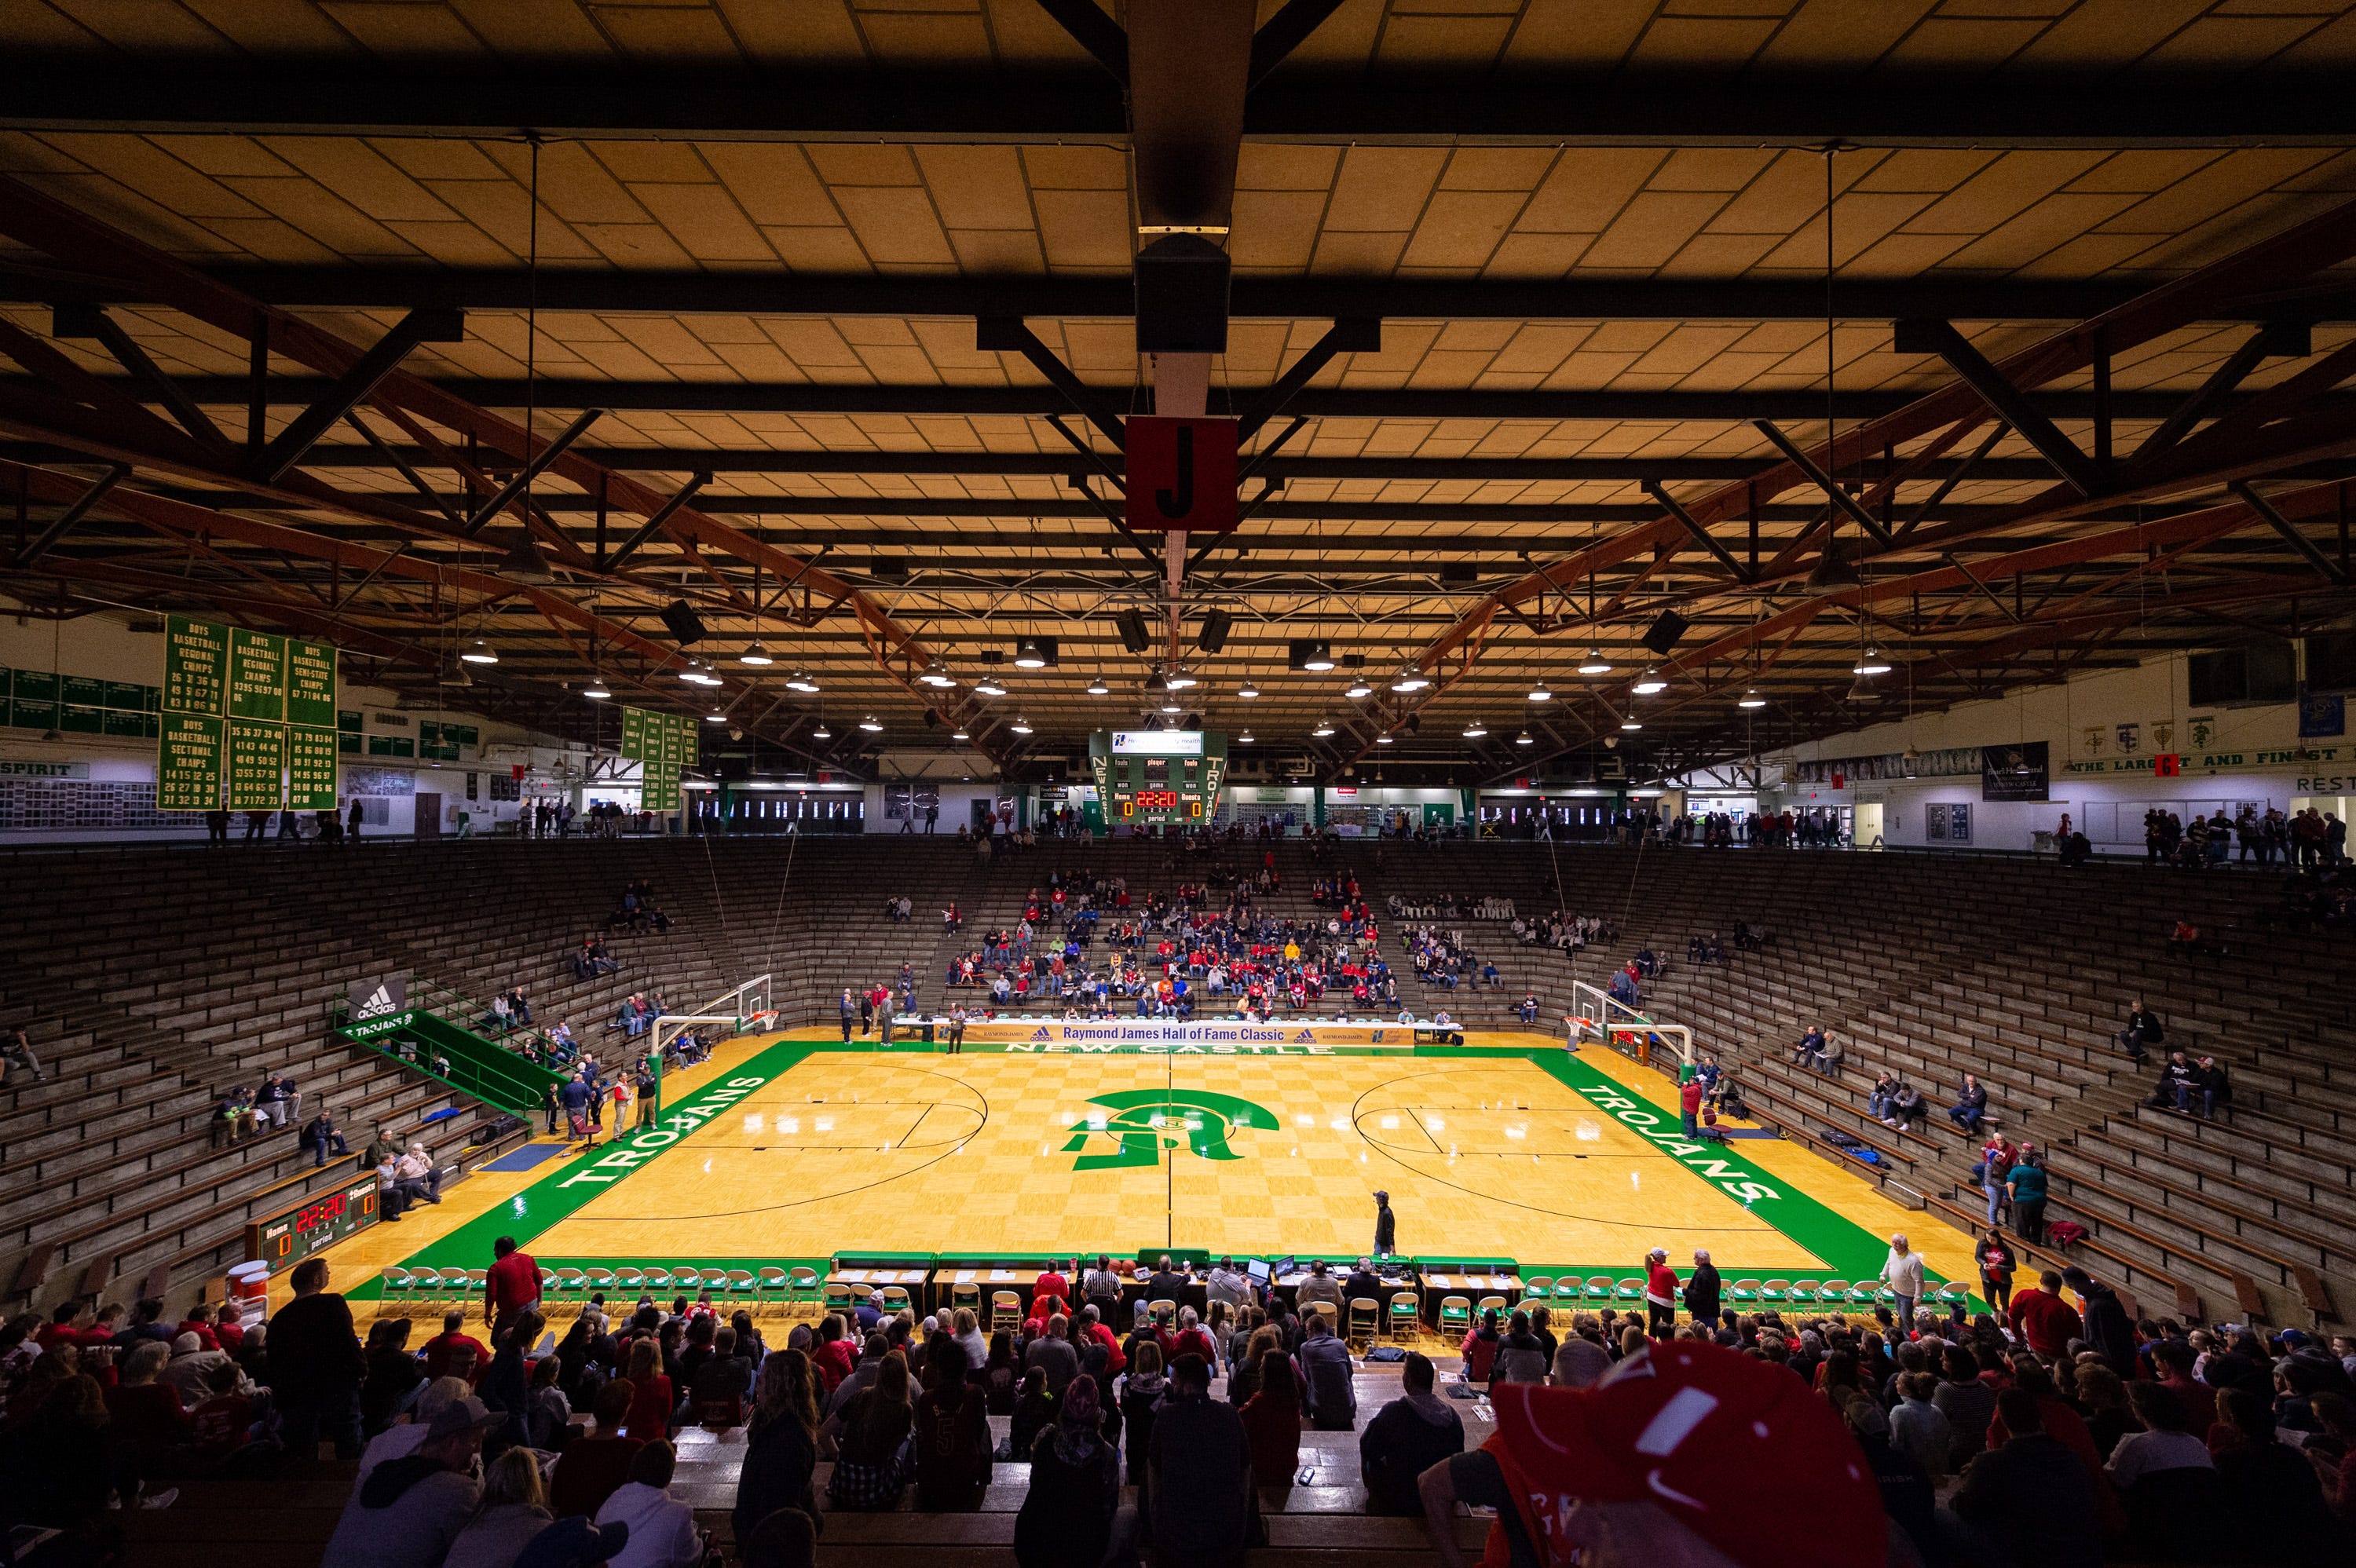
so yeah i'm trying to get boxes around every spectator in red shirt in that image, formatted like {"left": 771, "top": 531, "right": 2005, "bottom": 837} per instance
{"left": 2151, "top": 1340, "right": 2219, "bottom": 1435}
{"left": 483, "top": 1237, "right": 543, "bottom": 1338}
{"left": 620, "top": 1338, "right": 674, "bottom": 1442}
{"left": 422, "top": 1310, "right": 492, "bottom": 1387}
{"left": 2009, "top": 1270, "right": 2084, "bottom": 1358}
{"left": 188, "top": 1360, "right": 254, "bottom": 1459}
{"left": 1033, "top": 1261, "right": 1072, "bottom": 1321}
{"left": 76, "top": 1303, "right": 125, "bottom": 1350}
{"left": 1644, "top": 1249, "right": 1681, "bottom": 1339}
{"left": 1680, "top": 1074, "right": 1705, "bottom": 1139}
{"left": 34, "top": 1303, "right": 85, "bottom": 1352}
{"left": 103, "top": 1340, "right": 190, "bottom": 1453}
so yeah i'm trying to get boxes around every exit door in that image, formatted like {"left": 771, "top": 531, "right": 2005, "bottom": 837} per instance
{"left": 1854, "top": 802, "right": 1884, "bottom": 849}
{"left": 414, "top": 793, "right": 441, "bottom": 839}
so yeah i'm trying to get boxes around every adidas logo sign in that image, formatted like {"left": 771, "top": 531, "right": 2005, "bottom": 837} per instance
{"left": 355, "top": 984, "right": 398, "bottom": 1019}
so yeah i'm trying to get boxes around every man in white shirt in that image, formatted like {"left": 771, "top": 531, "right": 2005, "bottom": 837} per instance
{"left": 394, "top": 1142, "right": 444, "bottom": 1204}
{"left": 1880, "top": 1234, "right": 1926, "bottom": 1324}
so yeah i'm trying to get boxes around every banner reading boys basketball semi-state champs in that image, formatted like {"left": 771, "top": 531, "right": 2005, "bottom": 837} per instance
{"left": 617, "top": 704, "right": 686, "bottom": 810}
{"left": 159, "top": 613, "right": 338, "bottom": 812}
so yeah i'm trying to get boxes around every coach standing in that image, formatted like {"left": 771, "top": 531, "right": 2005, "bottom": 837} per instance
{"left": 1373, "top": 1191, "right": 1396, "bottom": 1258}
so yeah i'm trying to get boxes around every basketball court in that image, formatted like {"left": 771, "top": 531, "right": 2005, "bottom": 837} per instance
{"left": 344, "top": 1029, "right": 1957, "bottom": 1299}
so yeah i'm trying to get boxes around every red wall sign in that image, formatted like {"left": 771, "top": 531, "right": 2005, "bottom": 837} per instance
{"left": 1125, "top": 416, "right": 1239, "bottom": 532}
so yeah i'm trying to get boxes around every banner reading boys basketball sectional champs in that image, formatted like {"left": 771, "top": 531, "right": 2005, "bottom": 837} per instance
{"left": 618, "top": 704, "right": 687, "bottom": 810}
{"left": 159, "top": 614, "right": 339, "bottom": 812}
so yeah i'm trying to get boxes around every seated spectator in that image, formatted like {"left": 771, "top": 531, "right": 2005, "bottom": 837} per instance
{"left": 1792, "top": 1025, "right": 1827, "bottom": 1070}
{"left": 1491, "top": 1310, "right": 1549, "bottom": 1385}
{"left": 441, "top": 1448, "right": 554, "bottom": 1568}
{"left": 595, "top": 1439, "right": 703, "bottom": 1568}
{"left": 423, "top": 1310, "right": 492, "bottom": 1386}
{"left": 1883, "top": 1080, "right": 1927, "bottom": 1132}
{"left": 1359, "top": 1352, "right": 1462, "bottom": 1515}
{"left": 551, "top": 1379, "right": 645, "bottom": 1520}
{"left": 1025, "top": 1314, "right": 1081, "bottom": 1397}
{"left": 912, "top": 1340, "right": 993, "bottom": 1511}
{"left": 824, "top": 1354, "right": 915, "bottom": 1510}
{"left": 2214, "top": 1386, "right": 2338, "bottom": 1564}
{"left": 620, "top": 1340, "right": 674, "bottom": 1442}
{"left": 322, "top": 1395, "right": 503, "bottom": 1568}
{"left": 1948, "top": 1073, "right": 1989, "bottom": 1135}
{"left": 1951, "top": 1387, "right": 2103, "bottom": 1568}
{"left": 1297, "top": 1314, "right": 1356, "bottom": 1431}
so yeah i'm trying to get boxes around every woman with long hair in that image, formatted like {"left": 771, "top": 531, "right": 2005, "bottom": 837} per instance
{"left": 1239, "top": 1351, "right": 1302, "bottom": 1488}
{"left": 825, "top": 1353, "right": 915, "bottom": 1511}
{"left": 621, "top": 1336, "right": 674, "bottom": 1442}
{"left": 732, "top": 1351, "right": 821, "bottom": 1549}
{"left": 982, "top": 1329, "right": 1020, "bottom": 1415}
{"left": 1116, "top": 1340, "right": 1166, "bottom": 1488}
{"left": 810, "top": 1314, "right": 856, "bottom": 1394}
{"left": 442, "top": 1446, "right": 551, "bottom": 1568}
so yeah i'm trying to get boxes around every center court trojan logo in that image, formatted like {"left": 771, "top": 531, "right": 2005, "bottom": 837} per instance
{"left": 1060, "top": 1089, "right": 1280, "bottom": 1171}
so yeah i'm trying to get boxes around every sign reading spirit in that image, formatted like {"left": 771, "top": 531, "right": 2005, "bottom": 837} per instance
{"left": 159, "top": 615, "right": 339, "bottom": 812}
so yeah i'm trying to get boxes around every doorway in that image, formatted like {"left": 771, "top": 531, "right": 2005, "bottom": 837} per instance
{"left": 414, "top": 792, "right": 441, "bottom": 839}
{"left": 1853, "top": 802, "right": 1884, "bottom": 849}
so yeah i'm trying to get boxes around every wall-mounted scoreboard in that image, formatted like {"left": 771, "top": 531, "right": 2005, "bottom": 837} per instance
{"left": 1089, "top": 729, "right": 1227, "bottom": 826}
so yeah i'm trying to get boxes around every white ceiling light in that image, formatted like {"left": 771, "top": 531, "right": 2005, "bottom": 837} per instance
{"left": 1237, "top": 682, "right": 1259, "bottom": 699}
{"left": 974, "top": 676, "right": 1008, "bottom": 697}
{"left": 1160, "top": 700, "right": 1185, "bottom": 714}
{"left": 1014, "top": 639, "right": 1048, "bottom": 669}
{"left": 810, "top": 720, "right": 832, "bottom": 739}
{"left": 1312, "top": 718, "right": 1337, "bottom": 737}
{"left": 1738, "top": 689, "right": 1767, "bottom": 709}
{"left": 1345, "top": 680, "right": 1374, "bottom": 700}
{"left": 739, "top": 640, "right": 774, "bottom": 667}
{"left": 1374, "top": 733, "right": 1396, "bottom": 745}
{"left": 1009, "top": 716, "right": 1033, "bottom": 734}
{"left": 704, "top": 708, "right": 728, "bottom": 723}
{"left": 1632, "top": 668, "right": 1667, "bottom": 695}
{"left": 1086, "top": 676, "right": 1110, "bottom": 696}
{"left": 1300, "top": 644, "right": 1335, "bottom": 672}
{"left": 1620, "top": 720, "right": 1642, "bottom": 731}
{"left": 1235, "top": 729, "right": 1255, "bottom": 744}
{"left": 1390, "top": 669, "right": 1429, "bottom": 693}
{"left": 785, "top": 670, "right": 820, "bottom": 693}
{"left": 582, "top": 674, "right": 611, "bottom": 700}
{"left": 1462, "top": 721, "right": 1488, "bottom": 738}
{"left": 1853, "top": 647, "right": 1893, "bottom": 676}
{"left": 1527, "top": 682, "right": 1552, "bottom": 702}
{"left": 858, "top": 715, "right": 884, "bottom": 732}
{"left": 1515, "top": 729, "right": 1535, "bottom": 746}
{"left": 1165, "top": 667, "right": 1198, "bottom": 690}
{"left": 1577, "top": 648, "right": 1611, "bottom": 676}
{"left": 460, "top": 638, "right": 498, "bottom": 665}
{"left": 919, "top": 659, "right": 956, "bottom": 687}
{"left": 952, "top": 727, "right": 970, "bottom": 740}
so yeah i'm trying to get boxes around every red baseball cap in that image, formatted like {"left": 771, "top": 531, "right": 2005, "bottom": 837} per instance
{"left": 1487, "top": 1339, "right": 1885, "bottom": 1568}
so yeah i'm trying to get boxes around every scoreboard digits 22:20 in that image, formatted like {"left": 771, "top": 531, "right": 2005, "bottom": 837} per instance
{"left": 1090, "top": 729, "right": 1227, "bottom": 827}
{"left": 245, "top": 1173, "right": 381, "bottom": 1273}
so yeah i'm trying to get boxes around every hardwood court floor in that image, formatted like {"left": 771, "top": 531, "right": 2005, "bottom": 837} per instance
{"left": 527, "top": 1047, "right": 1836, "bottom": 1270}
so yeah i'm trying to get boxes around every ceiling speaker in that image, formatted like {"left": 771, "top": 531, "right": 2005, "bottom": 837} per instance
{"left": 1112, "top": 608, "right": 1154, "bottom": 655}
{"left": 1641, "top": 610, "right": 1690, "bottom": 656}
{"left": 1195, "top": 610, "right": 1233, "bottom": 653}
{"left": 659, "top": 598, "right": 707, "bottom": 645}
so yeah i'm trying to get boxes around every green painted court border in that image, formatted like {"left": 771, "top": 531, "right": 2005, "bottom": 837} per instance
{"left": 345, "top": 1036, "right": 1960, "bottom": 1309}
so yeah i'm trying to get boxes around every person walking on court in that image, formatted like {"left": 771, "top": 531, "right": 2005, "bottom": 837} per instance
{"left": 1372, "top": 1190, "right": 1396, "bottom": 1258}
{"left": 946, "top": 1003, "right": 967, "bottom": 1055}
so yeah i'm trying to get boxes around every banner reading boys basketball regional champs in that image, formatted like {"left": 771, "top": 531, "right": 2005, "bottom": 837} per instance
{"left": 619, "top": 704, "right": 688, "bottom": 810}
{"left": 159, "top": 613, "right": 339, "bottom": 812}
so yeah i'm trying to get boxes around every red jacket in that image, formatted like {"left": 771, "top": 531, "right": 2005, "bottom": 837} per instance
{"left": 2009, "top": 1290, "right": 2083, "bottom": 1357}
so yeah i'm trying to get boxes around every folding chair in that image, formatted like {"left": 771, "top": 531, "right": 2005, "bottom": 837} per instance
{"left": 1585, "top": 1276, "right": 1615, "bottom": 1303}
{"left": 788, "top": 1267, "right": 821, "bottom": 1313}
{"left": 1388, "top": 1291, "right": 1421, "bottom": 1340}
{"left": 1348, "top": 1297, "right": 1381, "bottom": 1343}
{"left": 1552, "top": 1279, "right": 1581, "bottom": 1307}
{"left": 756, "top": 1267, "right": 789, "bottom": 1307}
{"left": 1148, "top": 1299, "right": 1178, "bottom": 1332}
{"left": 1759, "top": 1279, "right": 1791, "bottom": 1306}
{"left": 1521, "top": 1275, "right": 1554, "bottom": 1303}
{"left": 379, "top": 1267, "right": 414, "bottom": 1311}
{"left": 990, "top": 1290, "right": 1024, "bottom": 1334}
{"left": 612, "top": 1268, "right": 646, "bottom": 1301}
{"left": 1934, "top": 1281, "right": 1971, "bottom": 1310}
{"left": 405, "top": 1269, "right": 443, "bottom": 1313}
{"left": 1728, "top": 1278, "right": 1761, "bottom": 1305}
{"left": 821, "top": 1281, "right": 854, "bottom": 1319}
{"left": 1787, "top": 1280, "right": 1820, "bottom": 1307}
{"left": 1437, "top": 1295, "right": 1471, "bottom": 1336}
{"left": 723, "top": 1269, "right": 758, "bottom": 1307}
{"left": 641, "top": 1268, "right": 675, "bottom": 1299}
{"left": 547, "top": 1267, "right": 586, "bottom": 1305}
{"left": 1475, "top": 1295, "right": 1508, "bottom": 1323}
{"left": 880, "top": 1285, "right": 913, "bottom": 1316}
{"left": 1613, "top": 1277, "right": 1644, "bottom": 1303}
{"left": 1817, "top": 1281, "right": 1851, "bottom": 1313}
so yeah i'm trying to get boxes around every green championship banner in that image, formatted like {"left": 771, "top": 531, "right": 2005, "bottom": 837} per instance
{"left": 158, "top": 713, "right": 224, "bottom": 810}
{"left": 287, "top": 725, "right": 340, "bottom": 810}
{"left": 226, "top": 719, "right": 286, "bottom": 810}
{"left": 621, "top": 706, "right": 647, "bottom": 759}
{"left": 163, "top": 615, "right": 229, "bottom": 715}
{"left": 227, "top": 629, "right": 286, "bottom": 722}
{"left": 286, "top": 640, "right": 337, "bottom": 729}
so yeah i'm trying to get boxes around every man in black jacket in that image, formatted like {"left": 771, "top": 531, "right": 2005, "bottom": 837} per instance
{"left": 2113, "top": 1000, "right": 2165, "bottom": 1064}
{"left": 1952, "top": 1389, "right": 2102, "bottom": 1568}
{"left": 2059, "top": 1266, "right": 2138, "bottom": 1378}
{"left": 1358, "top": 1354, "right": 1463, "bottom": 1514}
{"left": 1683, "top": 1249, "right": 1721, "bottom": 1328}
{"left": 271, "top": 1257, "right": 368, "bottom": 1459}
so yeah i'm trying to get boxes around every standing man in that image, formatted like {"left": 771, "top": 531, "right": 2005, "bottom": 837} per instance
{"left": 560, "top": 1069, "right": 593, "bottom": 1146}
{"left": 839, "top": 988, "right": 858, "bottom": 1044}
{"left": 1680, "top": 1071, "right": 1704, "bottom": 1140}
{"left": 1372, "top": 1190, "right": 1396, "bottom": 1259}
{"left": 1880, "top": 1234, "right": 1925, "bottom": 1325}
{"left": 1684, "top": 1249, "right": 1721, "bottom": 1328}
{"left": 269, "top": 1257, "right": 366, "bottom": 1460}
{"left": 484, "top": 1236, "right": 543, "bottom": 1340}
{"left": 946, "top": 1003, "right": 967, "bottom": 1055}
{"left": 633, "top": 1058, "right": 659, "bottom": 1128}
{"left": 1643, "top": 1248, "right": 1678, "bottom": 1339}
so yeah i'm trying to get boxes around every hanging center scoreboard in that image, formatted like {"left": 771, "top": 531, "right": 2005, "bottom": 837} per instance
{"left": 1088, "top": 729, "right": 1227, "bottom": 824}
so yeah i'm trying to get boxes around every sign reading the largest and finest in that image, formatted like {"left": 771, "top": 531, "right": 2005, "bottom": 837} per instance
{"left": 159, "top": 615, "right": 338, "bottom": 812}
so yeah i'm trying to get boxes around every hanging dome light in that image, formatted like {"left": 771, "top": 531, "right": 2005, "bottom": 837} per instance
{"left": 1086, "top": 676, "right": 1110, "bottom": 696}
{"left": 1527, "top": 681, "right": 1553, "bottom": 702}
{"left": 917, "top": 658, "right": 954, "bottom": 686}
{"left": 785, "top": 670, "right": 820, "bottom": 693}
{"left": 1009, "top": 716, "right": 1033, "bottom": 734}
{"left": 1235, "top": 729, "right": 1255, "bottom": 744}
{"left": 974, "top": 675, "right": 1008, "bottom": 697}
{"left": 1165, "top": 667, "right": 1198, "bottom": 690}
{"left": 461, "top": 638, "right": 498, "bottom": 665}
{"left": 582, "top": 673, "right": 612, "bottom": 700}
{"left": 810, "top": 719, "right": 832, "bottom": 739}
{"left": 1577, "top": 648, "right": 1611, "bottom": 676}
{"left": 1463, "top": 720, "right": 1488, "bottom": 738}
{"left": 1160, "top": 699, "right": 1185, "bottom": 715}
{"left": 1738, "top": 689, "right": 1767, "bottom": 709}
{"left": 498, "top": 529, "right": 556, "bottom": 584}
{"left": 1620, "top": 720, "right": 1643, "bottom": 732}
{"left": 1299, "top": 643, "right": 1335, "bottom": 672}
{"left": 1374, "top": 733, "right": 1396, "bottom": 745}
{"left": 953, "top": 727, "right": 971, "bottom": 740}
{"left": 1236, "top": 681, "right": 1259, "bottom": 699}
{"left": 703, "top": 707, "right": 728, "bottom": 723}
{"left": 1390, "top": 668, "right": 1429, "bottom": 693}
{"left": 1853, "top": 647, "right": 1893, "bottom": 676}
{"left": 1515, "top": 729, "right": 1535, "bottom": 746}
{"left": 1632, "top": 668, "right": 1667, "bottom": 695}
{"left": 1346, "top": 680, "right": 1374, "bottom": 700}
{"left": 858, "top": 715, "right": 884, "bottom": 732}
{"left": 738, "top": 639, "right": 774, "bottom": 667}
{"left": 1014, "top": 638, "right": 1048, "bottom": 669}
{"left": 1312, "top": 718, "right": 1337, "bottom": 737}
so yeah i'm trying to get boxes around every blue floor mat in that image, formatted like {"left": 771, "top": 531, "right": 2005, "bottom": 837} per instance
{"left": 478, "top": 1142, "right": 576, "bottom": 1172}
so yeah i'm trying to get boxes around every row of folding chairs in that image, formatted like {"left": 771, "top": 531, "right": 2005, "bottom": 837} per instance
{"left": 375, "top": 1265, "right": 834, "bottom": 1315}
{"left": 1512, "top": 1274, "right": 1974, "bottom": 1313}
